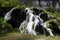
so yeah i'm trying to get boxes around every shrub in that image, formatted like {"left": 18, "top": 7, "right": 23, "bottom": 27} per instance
{"left": 46, "top": 19, "right": 58, "bottom": 28}
{"left": 9, "top": 0, "right": 19, "bottom": 7}
{"left": 0, "top": 18, "right": 12, "bottom": 34}
{"left": 2, "top": 1, "right": 10, "bottom": 7}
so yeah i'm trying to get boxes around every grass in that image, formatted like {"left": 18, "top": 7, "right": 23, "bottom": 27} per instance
{"left": 0, "top": 33, "right": 60, "bottom": 40}
{"left": 0, "top": 33, "right": 36, "bottom": 40}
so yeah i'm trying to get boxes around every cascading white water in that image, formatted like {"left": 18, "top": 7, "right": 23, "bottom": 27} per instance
{"left": 19, "top": 8, "right": 40, "bottom": 35}
{"left": 39, "top": 14, "right": 44, "bottom": 23}
{"left": 19, "top": 20, "right": 27, "bottom": 33}
{"left": 1, "top": 7, "right": 16, "bottom": 33}
{"left": 38, "top": 13, "right": 46, "bottom": 36}
{"left": 4, "top": 7, "right": 16, "bottom": 21}
{"left": 25, "top": 8, "right": 37, "bottom": 35}
{"left": 34, "top": 15, "right": 39, "bottom": 31}
{"left": 19, "top": 7, "right": 54, "bottom": 37}
{"left": 2, "top": 7, "right": 16, "bottom": 29}
{"left": 39, "top": 13, "right": 54, "bottom": 37}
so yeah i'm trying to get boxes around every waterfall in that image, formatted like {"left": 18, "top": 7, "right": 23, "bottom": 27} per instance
{"left": 39, "top": 13, "right": 54, "bottom": 37}
{"left": 19, "top": 20, "right": 27, "bottom": 33}
{"left": 39, "top": 13, "right": 46, "bottom": 36}
{"left": 25, "top": 8, "right": 37, "bottom": 35}
{"left": 19, "top": 7, "right": 54, "bottom": 37}
{"left": 1, "top": 7, "right": 16, "bottom": 32}
{"left": 4, "top": 7, "right": 16, "bottom": 21}
{"left": 19, "top": 8, "right": 40, "bottom": 35}
{"left": 34, "top": 15, "right": 39, "bottom": 31}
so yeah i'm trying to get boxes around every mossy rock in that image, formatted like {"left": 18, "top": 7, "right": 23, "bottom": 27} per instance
{"left": 46, "top": 19, "right": 58, "bottom": 29}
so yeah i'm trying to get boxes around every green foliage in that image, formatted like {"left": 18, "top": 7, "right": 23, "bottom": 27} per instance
{"left": 46, "top": 11, "right": 60, "bottom": 29}
{"left": 2, "top": 1, "right": 10, "bottom": 7}
{"left": 0, "top": 18, "right": 12, "bottom": 34}
{"left": 0, "top": 0, "right": 19, "bottom": 7}
{"left": 9, "top": 0, "right": 19, "bottom": 7}
{"left": 45, "top": 7, "right": 56, "bottom": 13}
{"left": 46, "top": 19, "right": 58, "bottom": 28}
{"left": 53, "top": 12, "right": 60, "bottom": 26}
{"left": 16, "top": 5, "right": 26, "bottom": 9}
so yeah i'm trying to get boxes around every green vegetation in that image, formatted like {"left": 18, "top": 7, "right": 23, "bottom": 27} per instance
{"left": 45, "top": 7, "right": 60, "bottom": 28}
{"left": 0, "top": 0, "right": 19, "bottom": 7}
{"left": 0, "top": 33, "right": 60, "bottom": 40}
{"left": 0, "top": 17, "right": 12, "bottom": 34}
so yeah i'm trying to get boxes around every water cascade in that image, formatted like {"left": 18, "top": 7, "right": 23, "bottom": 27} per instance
{"left": 2, "top": 7, "right": 16, "bottom": 29}
{"left": 19, "top": 8, "right": 38, "bottom": 35}
{"left": 39, "top": 13, "right": 54, "bottom": 36}
{"left": 4, "top": 7, "right": 16, "bottom": 21}
{"left": 19, "top": 7, "right": 55, "bottom": 37}
{"left": 3, "top": 7, "right": 59, "bottom": 37}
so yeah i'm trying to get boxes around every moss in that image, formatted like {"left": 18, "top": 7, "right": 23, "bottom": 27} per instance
{"left": 46, "top": 19, "right": 58, "bottom": 28}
